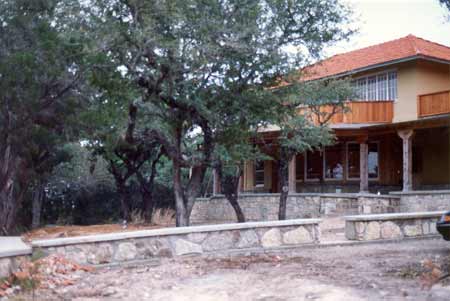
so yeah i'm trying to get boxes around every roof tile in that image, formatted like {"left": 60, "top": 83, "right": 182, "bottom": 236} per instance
{"left": 302, "top": 35, "right": 450, "bottom": 81}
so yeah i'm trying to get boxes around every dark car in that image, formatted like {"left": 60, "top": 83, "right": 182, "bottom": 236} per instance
{"left": 437, "top": 211, "right": 450, "bottom": 241}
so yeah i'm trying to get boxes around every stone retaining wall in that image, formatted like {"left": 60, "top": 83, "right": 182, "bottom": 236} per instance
{"left": 345, "top": 211, "right": 443, "bottom": 241}
{"left": 391, "top": 191, "right": 450, "bottom": 212}
{"left": 191, "top": 193, "right": 400, "bottom": 224}
{"left": 32, "top": 219, "right": 321, "bottom": 265}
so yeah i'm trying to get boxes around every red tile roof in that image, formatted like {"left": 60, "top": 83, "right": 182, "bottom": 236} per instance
{"left": 302, "top": 35, "right": 450, "bottom": 81}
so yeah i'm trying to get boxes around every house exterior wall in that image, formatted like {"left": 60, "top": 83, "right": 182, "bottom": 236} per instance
{"left": 395, "top": 60, "right": 450, "bottom": 122}
{"left": 346, "top": 59, "right": 450, "bottom": 123}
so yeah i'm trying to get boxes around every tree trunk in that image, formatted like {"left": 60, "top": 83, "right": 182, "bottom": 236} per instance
{"left": 142, "top": 190, "right": 154, "bottom": 223}
{"left": 117, "top": 183, "right": 131, "bottom": 221}
{"left": 0, "top": 146, "right": 24, "bottom": 235}
{"left": 31, "top": 182, "right": 45, "bottom": 229}
{"left": 173, "top": 160, "right": 189, "bottom": 226}
{"left": 217, "top": 164, "right": 246, "bottom": 223}
{"left": 278, "top": 148, "right": 291, "bottom": 220}
{"left": 227, "top": 195, "right": 245, "bottom": 222}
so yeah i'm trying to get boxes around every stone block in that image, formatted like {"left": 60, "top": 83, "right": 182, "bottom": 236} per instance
{"left": 202, "top": 231, "right": 237, "bottom": 251}
{"left": 261, "top": 228, "right": 281, "bottom": 248}
{"left": 403, "top": 224, "right": 422, "bottom": 237}
{"left": 114, "top": 242, "right": 137, "bottom": 261}
{"left": 282, "top": 227, "right": 312, "bottom": 244}
{"left": 87, "top": 243, "right": 114, "bottom": 264}
{"left": 381, "top": 221, "right": 403, "bottom": 239}
{"left": 173, "top": 239, "right": 202, "bottom": 256}
{"left": 236, "top": 230, "right": 259, "bottom": 248}
{"left": 364, "top": 221, "right": 381, "bottom": 240}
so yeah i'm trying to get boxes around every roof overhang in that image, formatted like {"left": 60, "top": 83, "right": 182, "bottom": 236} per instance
{"left": 306, "top": 55, "right": 450, "bottom": 82}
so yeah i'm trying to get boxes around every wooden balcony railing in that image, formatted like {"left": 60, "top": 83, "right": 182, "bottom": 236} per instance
{"left": 301, "top": 100, "right": 394, "bottom": 125}
{"left": 417, "top": 90, "right": 450, "bottom": 118}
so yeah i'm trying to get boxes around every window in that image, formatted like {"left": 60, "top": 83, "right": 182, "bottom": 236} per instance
{"left": 352, "top": 71, "right": 397, "bottom": 101}
{"left": 377, "top": 74, "right": 387, "bottom": 100}
{"left": 254, "top": 160, "right": 265, "bottom": 186}
{"left": 296, "top": 154, "right": 304, "bottom": 181}
{"left": 388, "top": 71, "right": 397, "bottom": 100}
{"left": 367, "top": 76, "right": 377, "bottom": 100}
{"left": 306, "top": 151, "right": 322, "bottom": 180}
{"left": 346, "top": 142, "right": 379, "bottom": 180}
{"left": 324, "top": 144, "right": 344, "bottom": 179}
{"left": 357, "top": 78, "right": 367, "bottom": 99}
{"left": 347, "top": 143, "right": 360, "bottom": 179}
{"left": 368, "top": 143, "right": 379, "bottom": 179}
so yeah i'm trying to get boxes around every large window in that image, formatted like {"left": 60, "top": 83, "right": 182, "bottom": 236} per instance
{"left": 324, "top": 144, "right": 344, "bottom": 180}
{"left": 306, "top": 151, "right": 322, "bottom": 180}
{"left": 296, "top": 154, "right": 304, "bottom": 181}
{"left": 347, "top": 143, "right": 360, "bottom": 179}
{"left": 254, "top": 160, "right": 265, "bottom": 186}
{"left": 351, "top": 71, "right": 397, "bottom": 101}
{"left": 346, "top": 142, "right": 379, "bottom": 179}
{"left": 368, "top": 143, "right": 379, "bottom": 179}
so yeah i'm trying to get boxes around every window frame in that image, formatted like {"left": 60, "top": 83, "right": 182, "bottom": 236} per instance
{"left": 323, "top": 143, "right": 345, "bottom": 181}
{"left": 304, "top": 152, "right": 321, "bottom": 182}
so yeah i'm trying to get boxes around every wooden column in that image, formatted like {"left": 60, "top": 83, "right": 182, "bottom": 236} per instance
{"left": 288, "top": 155, "right": 296, "bottom": 193}
{"left": 358, "top": 136, "right": 369, "bottom": 193}
{"left": 398, "top": 129, "right": 414, "bottom": 192}
{"left": 212, "top": 168, "right": 221, "bottom": 195}
{"left": 243, "top": 160, "right": 254, "bottom": 191}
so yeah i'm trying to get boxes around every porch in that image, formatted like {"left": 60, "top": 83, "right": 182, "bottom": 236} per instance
{"left": 213, "top": 114, "right": 450, "bottom": 196}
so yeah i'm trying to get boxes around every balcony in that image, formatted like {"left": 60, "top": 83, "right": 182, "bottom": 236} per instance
{"left": 312, "top": 100, "right": 394, "bottom": 124}
{"left": 417, "top": 90, "right": 450, "bottom": 118}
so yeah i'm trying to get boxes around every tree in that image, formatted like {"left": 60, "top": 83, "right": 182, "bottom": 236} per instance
{"left": 0, "top": 0, "right": 89, "bottom": 234}
{"left": 87, "top": 0, "right": 353, "bottom": 226}
{"left": 275, "top": 79, "right": 355, "bottom": 220}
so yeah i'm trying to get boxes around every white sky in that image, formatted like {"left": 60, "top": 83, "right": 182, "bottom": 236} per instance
{"left": 324, "top": 0, "right": 450, "bottom": 57}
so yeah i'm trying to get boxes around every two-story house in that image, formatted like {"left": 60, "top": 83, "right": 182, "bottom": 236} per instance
{"left": 232, "top": 35, "right": 450, "bottom": 195}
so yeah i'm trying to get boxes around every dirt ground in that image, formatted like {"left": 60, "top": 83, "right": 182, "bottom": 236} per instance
{"left": 11, "top": 238, "right": 450, "bottom": 301}
{"left": 22, "top": 224, "right": 165, "bottom": 241}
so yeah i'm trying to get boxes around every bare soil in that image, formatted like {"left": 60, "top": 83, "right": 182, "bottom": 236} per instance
{"left": 12, "top": 238, "right": 450, "bottom": 300}
{"left": 22, "top": 224, "right": 166, "bottom": 241}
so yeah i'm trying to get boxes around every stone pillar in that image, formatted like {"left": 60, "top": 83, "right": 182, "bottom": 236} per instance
{"left": 288, "top": 155, "right": 296, "bottom": 193}
{"left": 212, "top": 168, "right": 221, "bottom": 195}
{"left": 398, "top": 129, "right": 414, "bottom": 192}
{"left": 359, "top": 137, "right": 369, "bottom": 193}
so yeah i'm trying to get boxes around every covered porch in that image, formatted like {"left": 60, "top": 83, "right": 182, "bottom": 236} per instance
{"left": 213, "top": 114, "right": 450, "bottom": 196}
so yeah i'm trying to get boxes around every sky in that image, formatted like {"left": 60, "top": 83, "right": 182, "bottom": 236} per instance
{"left": 324, "top": 0, "right": 450, "bottom": 57}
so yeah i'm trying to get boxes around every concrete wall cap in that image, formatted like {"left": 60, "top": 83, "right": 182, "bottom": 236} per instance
{"left": 0, "top": 237, "right": 32, "bottom": 258}
{"left": 345, "top": 211, "right": 446, "bottom": 221}
{"left": 32, "top": 218, "right": 321, "bottom": 248}
{"left": 390, "top": 190, "right": 450, "bottom": 196}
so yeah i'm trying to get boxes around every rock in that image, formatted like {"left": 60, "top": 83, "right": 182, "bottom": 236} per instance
{"left": 345, "top": 221, "right": 357, "bottom": 240}
{"left": 236, "top": 230, "right": 259, "bottom": 248}
{"left": 261, "top": 228, "right": 282, "bottom": 248}
{"left": 114, "top": 242, "right": 137, "bottom": 261}
{"left": 422, "top": 222, "right": 430, "bottom": 235}
{"left": 135, "top": 238, "right": 172, "bottom": 258}
{"left": 0, "top": 258, "right": 11, "bottom": 278}
{"left": 187, "top": 233, "right": 208, "bottom": 243}
{"left": 364, "top": 222, "right": 381, "bottom": 240}
{"left": 283, "top": 227, "right": 312, "bottom": 244}
{"left": 430, "top": 222, "right": 438, "bottom": 234}
{"left": 173, "top": 239, "right": 203, "bottom": 256}
{"left": 381, "top": 221, "right": 402, "bottom": 239}
{"left": 88, "top": 243, "right": 113, "bottom": 264}
{"left": 202, "top": 232, "right": 237, "bottom": 251}
{"left": 404, "top": 224, "right": 422, "bottom": 237}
